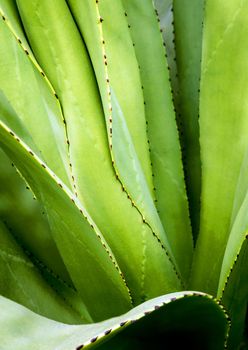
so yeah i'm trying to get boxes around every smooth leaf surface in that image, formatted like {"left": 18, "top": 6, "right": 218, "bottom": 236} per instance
{"left": 16, "top": 0, "right": 182, "bottom": 304}
{"left": 216, "top": 176, "right": 248, "bottom": 348}
{"left": 173, "top": 0, "right": 204, "bottom": 238}
{"left": 121, "top": 0, "right": 193, "bottom": 284}
{"left": 191, "top": 0, "right": 248, "bottom": 294}
{"left": 70, "top": 0, "right": 154, "bottom": 194}
{"left": 0, "top": 149, "right": 92, "bottom": 324}
{"left": 0, "top": 9, "right": 71, "bottom": 187}
{"left": 0, "top": 292, "right": 229, "bottom": 350}
{"left": 0, "top": 0, "right": 33, "bottom": 56}
{"left": 218, "top": 190, "right": 248, "bottom": 298}
{"left": 66, "top": 0, "right": 184, "bottom": 289}
{"left": 0, "top": 221, "right": 85, "bottom": 324}
{"left": 221, "top": 240, "right": 248, "bottom": 349}
{"left": 154, "top": 0, "right": 179, "bottom": 109}
{"left": 0, "top": 116, "right": 133, "bottom": 321}
{"left": 0, "top": 147, "right": 72, "bottom": 285}
{"left": 0, "top": 1, "right": 246, "bottom": 348}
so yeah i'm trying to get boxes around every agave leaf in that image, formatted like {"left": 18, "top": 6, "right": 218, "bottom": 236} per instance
{"left": 230, "top": 151, "right": 248, "bottom": 229}
{"left": 220, "top": 240, "right": 248, "bottom": 350}
{"left": 154, "top": 0, "right": 180, "bottom": 112}
{"left": 0, "top": 0, "right": 33, "bottom": 56}
{"left": 0, "top": 147, "right": 72, "bottom": 285}
{"left": 16, "top": 0, "right": 182, "bottom": 302}
{"left": 65, "top": 0, "right": 162, "bottom": 216}
{"left": 18, "top": 0, "right": 154, "bottom": 196}
{"left": 0, "top": 90, "right": 35, "bottom": 149}
{"left": 0, "top": 220, "right": 88, "bottom": 324}
{"left": 68, "top": 0, "right": 154, "bottom": 194}
{"left": 0, "top": 91, "right": 69, "bottom": 281}
{"left": 66, "top": 0, "right": 182, "bottom": 286}
{"left": 190, "top": 0, "right": 248, "bottom": 294}
{"left": 218, "top": 185, "right": 248, "bottom": 299}
{"left": 0, "top": 7, "right": 72, "bottom": 187}
{"left": 0, "top": 116, "right": 133, "bottom": 321}
{"left": 216, "top": 174, "right": 248, "bottom": 348}
{"left": 0, "top": 292, "right": 229, "bottom": 350}
{"left": 153, "top": 0, "right": 172, "bottom": 23}
{"left": 120, "top": 0, "right": 192, "bottom": 284}
{"left": 0, "top": 147, "right": 93, "bottom": 322}
{"left": 173, "top": 0, "right": 204, "bottom": 238}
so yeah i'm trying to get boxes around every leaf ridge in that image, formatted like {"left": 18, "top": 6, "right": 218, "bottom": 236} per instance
{"left": 123, "top": 11, "right": 157, "bottom": 204}
{"left": 94, "top": 0, "right": 182, "bottom": 286}
{"left": 0, "top": 8, "right": 78, "bottom": 197}
{"left": 75, "top": 292, "right": 230, "bottom": 350}
{"left": 0, "top": 119, "right": 133, "bottom": 306}
{"left": 151, "top": 0, "right": 191, "bottom": 225}
{"left": 218, "top": 233, "right": 248, "bottom": 300}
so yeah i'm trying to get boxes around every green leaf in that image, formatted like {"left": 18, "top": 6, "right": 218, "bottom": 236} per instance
{"left": 218, "top": 190, "right": 248, "bottom": 299}
{"left": 0, "top": 116, "right": 133, "bottom": 321}
{"left": 0, "top": 292, "right": 229, "bottom": 350}
{"left": 120, "top": 0, "right": 192, "bottom": 284}
{"left": 220, "top": 239, "right": 248, "bottom": 349}
{"left": 0, "top": 0, "right": 33, "bottom": 56}
{"left": 190, "top": 0, "right": 248, "bottom": 294}
{"left": 0, "top": 90, "right": 35, "bottom": 149}
{"left": 16, "top": 0, "right": 182, "bottom": 303}
{"left": 173, "top": 0, "right": 204, "bottom": 239}
{"left": 216, "top": 167, "right": 248, "bottom": 348}
{"left": 71, "top": 0, "right": 154, "bottom": 192}
{"left": 0, "top": 7, "right": 72, "bottom": 187}
{"left": 0, "top": 220, "right": 87, "bottom": 324}
{"left": 154, "top": 0, "right": 180, "bottom": 112}
{"left": 0, "top": 147, "right": 72, "bottom": 285}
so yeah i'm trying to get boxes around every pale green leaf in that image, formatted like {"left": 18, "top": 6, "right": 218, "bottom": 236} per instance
{"left": 0, "top": 117, "right": 132, "bottom": 321}
{"left": 190, "top": 0, "right": 248, "bottom": 294}
{"left": 0, "top": 292, "right": 229, "bottom": 350}
{"left": 0, "top": 221, "right": 87, "bottom": 324}
{"left": 120, "top": 0, "right": 193, "bottom": 283}
{"left": 16, "top": 0, "right": 182, "bottom": 303}
{"left": 0, "top": 147, "right": 72, "bottom": 285}
{"left": 0, "top": 7, "right": 72, "bottom": 187}
{"left": 154, "top": 0, "right": 180, "bottom": 111}
{"left": 220, "top": 240, "right": 248, "bottom": 349}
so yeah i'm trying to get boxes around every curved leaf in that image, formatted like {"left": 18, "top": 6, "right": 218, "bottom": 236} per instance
{"left": 173, "top": 0, "right": 204, "bottom": 238}
{"left": 0, "top": 147, "right": 72, "bottom": 285}
{"left": 217, "top": 181, "right": 248, "bottom": 348}
{"left": 191, "top": 0, "right": 248, "bottom": 294}
{"left": 154, "top": 0, "right": 179, "bottom": 110}
{"left": 0, "top": 221, "right": 87, "bottom": 324}
{"left": 220, "top": 239, "right": 248, "bottom": 349}
{"left": 66, "top": 0, "right": 182, "bottom": 288}
{"left": 0, "top": 7, "right": 72, "bottom": 187}
{"left": 120, "top": 0, "right": 192, "bottom": 284}
{"left": 0, "top": 116, "right": 133, "bottom": 321}
{"left": 16, "top": 0, "right": 182, "bottom": 303}
{"left": 218, "top": 194, "right": 248, "bottom": 299}
{"left": 0, "top": 292, "right": 229, "bottom": 350}
{"left": 68, "top": 0, "right": 154, "bottom": 193}
{"left": 0, "top": 0, "right": 33, "bottom": 55}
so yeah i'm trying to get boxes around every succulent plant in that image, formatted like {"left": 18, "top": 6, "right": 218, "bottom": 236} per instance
{"left": 0, "top": 0, "right": 247, "bottom": 349}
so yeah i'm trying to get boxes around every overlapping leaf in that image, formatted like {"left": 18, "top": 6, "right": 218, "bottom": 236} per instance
{"left": 173, "top": 0, "right": 204, "bottom": 238}
{"left": 0, "top": 0, "right": 247, "bottom": 348}
{"left": 191, "top": 0, "right": 248, "bottom": 296}
{"left": 0, "top": 292, "right": 229, "bottom": 350}
{"left": 16, "top": 0, "right": 182, "bottom": 304}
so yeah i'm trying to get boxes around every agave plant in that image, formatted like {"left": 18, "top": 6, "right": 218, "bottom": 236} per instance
{"left": 0, "top": 0, "right": 247, "bottom": 349}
